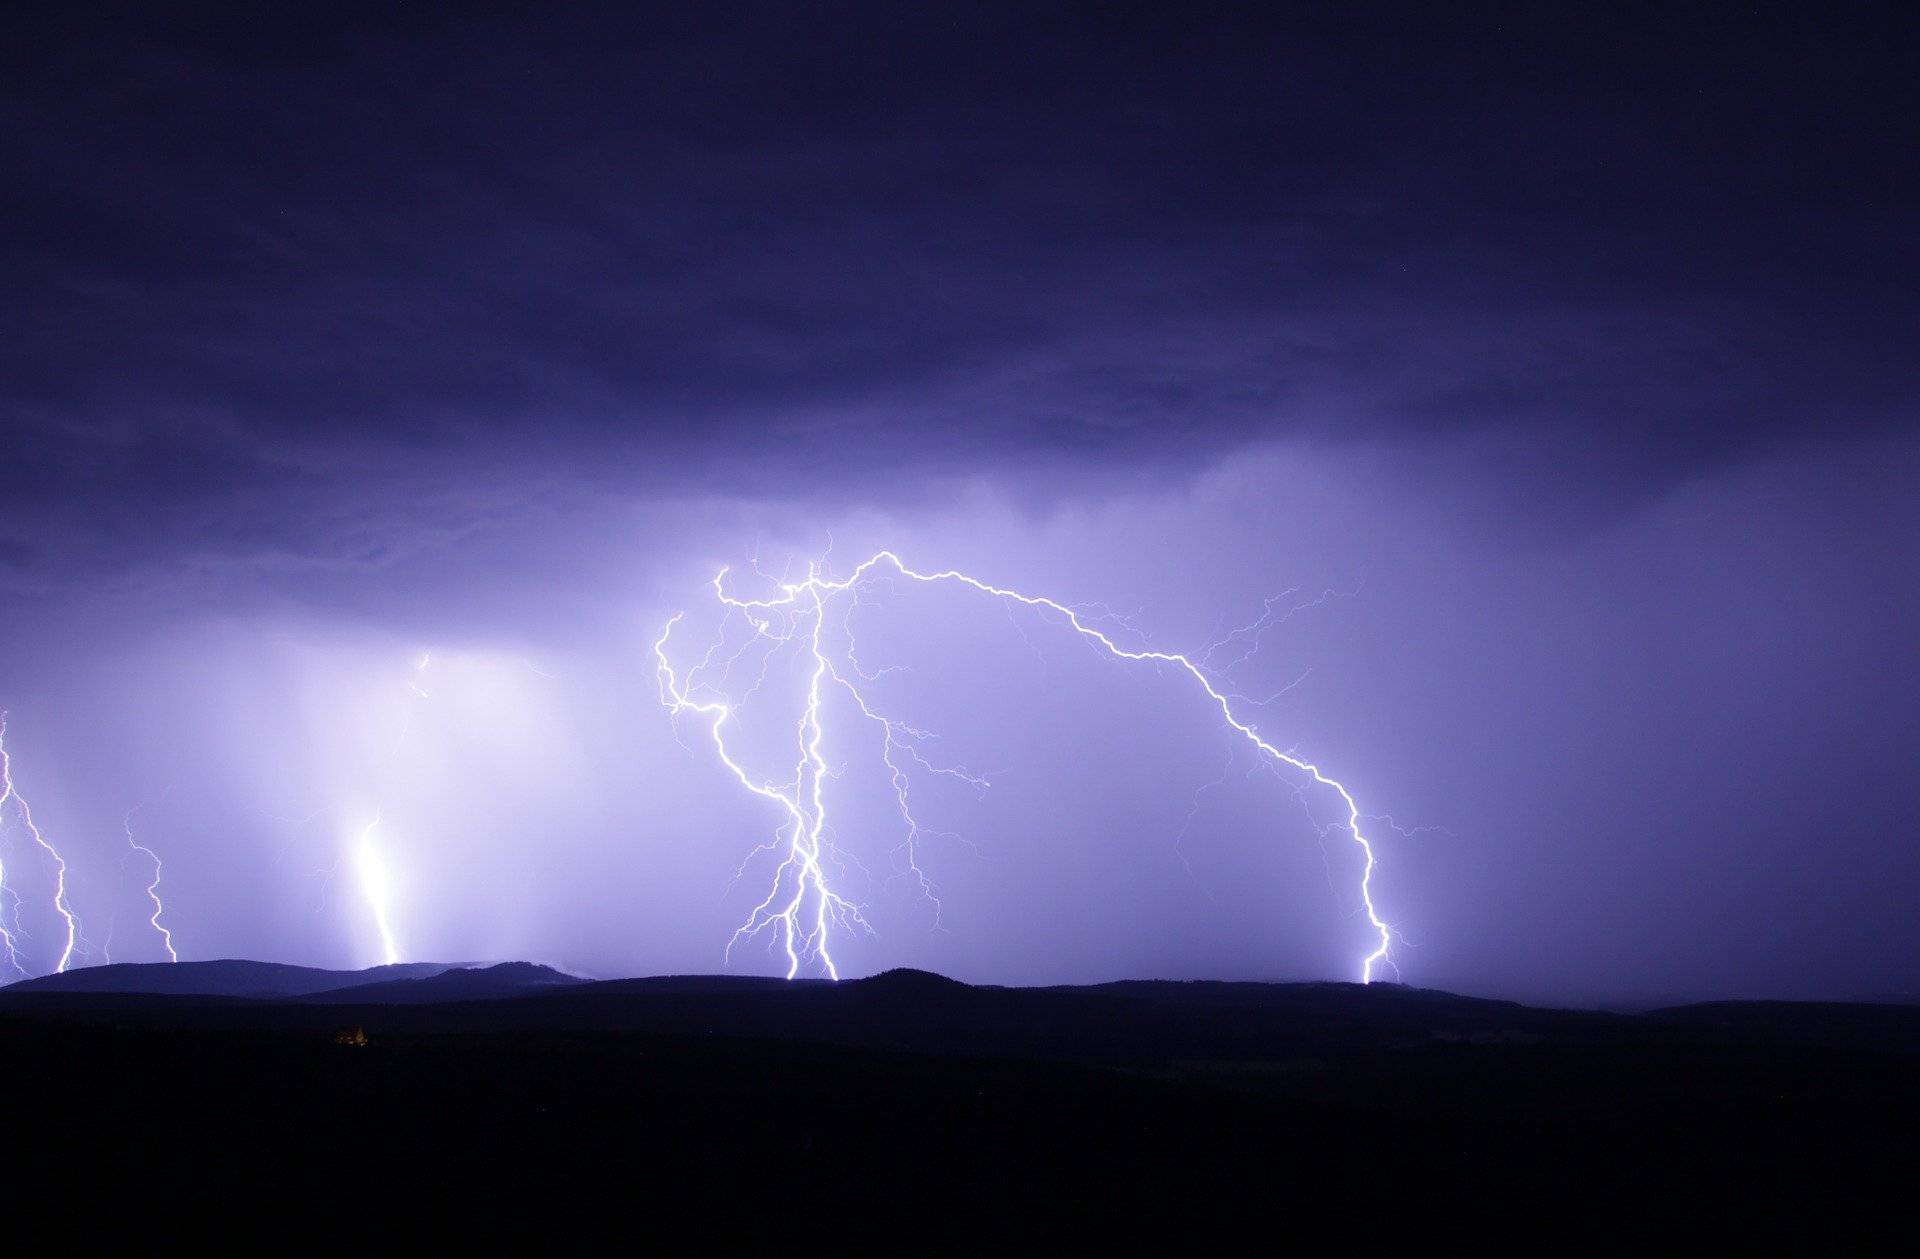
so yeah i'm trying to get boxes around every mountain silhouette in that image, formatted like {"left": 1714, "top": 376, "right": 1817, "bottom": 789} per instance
{"left": 1, "top": 960, "right": 1913, "bottom": 1251}
{"left": 1, "top": 959, "right": 457, "bottom": 999}
{"left": 298, "top": 961, "right": 586, "bottom": 1004}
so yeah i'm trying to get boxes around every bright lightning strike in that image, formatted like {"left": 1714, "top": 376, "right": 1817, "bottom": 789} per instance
{"left": 348, "top": 652, "right": 431, "bottom": 966}
{"left": 122, "top": 808, "right": 179, "bottom": 964}
{"left": 354, "top": 812, "right": 400, "bottom": 967}
{"left": 0, "top": 713, "right": 83, "bottom": 977}
{"left": 657, "top": 552, "right": 1397, "bottom": 984}
{"left": 655, "top": 577, "right": 871, "bottom": 981}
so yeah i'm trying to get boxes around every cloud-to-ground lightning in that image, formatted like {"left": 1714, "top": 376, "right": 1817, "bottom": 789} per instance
{"left": 349, "top": 651, "right": 431, "bottom": 966}
{"left": 0, "top": 713, "right": 83, "bottom": 977}
{"left": 354, "top": 811, "right": 400, "bottom": 966}
{"left": 655, "top": 583, "right": 870, "bottom": 981}
{"left": 122, "top": 807, "right": 179, "bottom": 963}
{"left": 656, "top": 552, "right": 1397, "bottom": 983}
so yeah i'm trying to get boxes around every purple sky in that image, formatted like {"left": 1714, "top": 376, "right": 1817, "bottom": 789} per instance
{"left": 1, "top": 5, "right": 1914, "bottom": 1000}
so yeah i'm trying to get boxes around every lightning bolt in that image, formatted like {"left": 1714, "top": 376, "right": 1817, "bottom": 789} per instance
{"left": 657, "top": 552, "right": 1397, "bottom": 984}
{"left": 0, "top": 713, "right": 83, "bottom": 976}
{"left": 122, "top": 808, "right": 179, "bottom": 963}
{"left": 354, "top": 811, "right": 400, "bottom": 967}
{"left": 349, "top": 651, "right": 430, "bottom": 966}
{"left": 655, "top": 576, "right": 869, "bottom": 979}
{"left": 0, "top": 850, "right": 21, "bottom": 978}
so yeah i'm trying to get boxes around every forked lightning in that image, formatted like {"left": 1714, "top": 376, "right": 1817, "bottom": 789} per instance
{"left": 657, "top": 552, "right": 1395, "bottom": 983}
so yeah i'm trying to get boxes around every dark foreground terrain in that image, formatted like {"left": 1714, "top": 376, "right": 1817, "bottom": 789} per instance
{"left": 3, "top": 963, "right": 1913, "bottom": 1249}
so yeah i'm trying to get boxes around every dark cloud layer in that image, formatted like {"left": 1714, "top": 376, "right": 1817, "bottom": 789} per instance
{"left": 3, "top": 3, "right": 1914, "bottom": 578}
{"left": 1, "top": 5, "right": 1916, "bottom": 998}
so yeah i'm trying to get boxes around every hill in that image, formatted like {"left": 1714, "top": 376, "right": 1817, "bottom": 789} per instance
{"left": 298, "top": 961, "right": 586, "bottom": 1004}
{"left": 0, "top": 964, "right": 1911, "bottom": 1249}
{"left": 0, "top": 958, "right": 457, "bottom": 999}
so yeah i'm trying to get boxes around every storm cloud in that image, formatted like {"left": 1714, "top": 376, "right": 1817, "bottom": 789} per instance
{"left": 1, "top": 4, "right": 1914, "bottom": 999}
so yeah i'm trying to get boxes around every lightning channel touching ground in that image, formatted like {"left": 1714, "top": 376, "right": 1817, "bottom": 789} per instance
{"left": 122, "top": 808, "right": 179, "bottom": 963}
{"left": 354, "top": 811, "right": 400, "bottom": 966}
{"left": 657, "top": 552, "right": 1396, "bottom": 983}
{"left": 351, "top": 651, "right": 431, "bottom": 967}
{"left": 0, "top": 713, "right": 83, "bottom": 976}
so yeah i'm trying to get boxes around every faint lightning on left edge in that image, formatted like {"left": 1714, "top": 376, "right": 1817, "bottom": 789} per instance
{"left": 0, "top": 713, "right": 83, "bottom": 976}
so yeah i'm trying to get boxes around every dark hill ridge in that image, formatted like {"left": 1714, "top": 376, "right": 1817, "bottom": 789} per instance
{"left": 0, "top": 958, "right": 588, "bottom": 1002}
{"left": 854, "top": 966, "right": 973, "bottom": 993}
{"left": 0, "top": 958, "right": 459, "bottom": 999}
{"left": 7, "top": 959, "right": 1917, "bottom": 1063}
{"left": 299, "top": 961, "right": 587, "bottom": 1004}
{"left": 1, "top": 960, "right": 1912, "bottom": 1248}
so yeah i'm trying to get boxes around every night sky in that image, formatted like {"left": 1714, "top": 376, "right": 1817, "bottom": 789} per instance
{"left": 2, "top": 4, "right": 1914, "bottom": 1001}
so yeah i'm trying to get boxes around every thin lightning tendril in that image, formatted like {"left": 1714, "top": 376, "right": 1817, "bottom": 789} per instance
{"left": 0, "top": 850, "right": 20, "bottom": 979}
{"left": 122, "top": 808, "right": 179, "bottom": 963}
{"left": 657, "top": 552, "right": 1396, "bottom": 984}
{"left": 0, "top": 713, "right": 83, "bottom": 976}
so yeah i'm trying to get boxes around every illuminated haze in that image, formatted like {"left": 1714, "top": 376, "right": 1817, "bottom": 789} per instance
{"left": 1, "top": 6, "right": 1914, "bottom": 1002}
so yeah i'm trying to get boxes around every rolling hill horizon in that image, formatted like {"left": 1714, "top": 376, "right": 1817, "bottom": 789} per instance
{"left": 4, "top": 954, "right": 1911, "bottom": 1247}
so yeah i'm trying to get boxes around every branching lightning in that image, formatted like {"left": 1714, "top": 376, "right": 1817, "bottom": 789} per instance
{"left": 655, "top": 579, "right": 869, "bottom": 980}
{"left": 657, "top": 552, "right": 1397, "bottom": 984}
{"left": 0, "top": 713, "right": 83, "bottom": 976}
